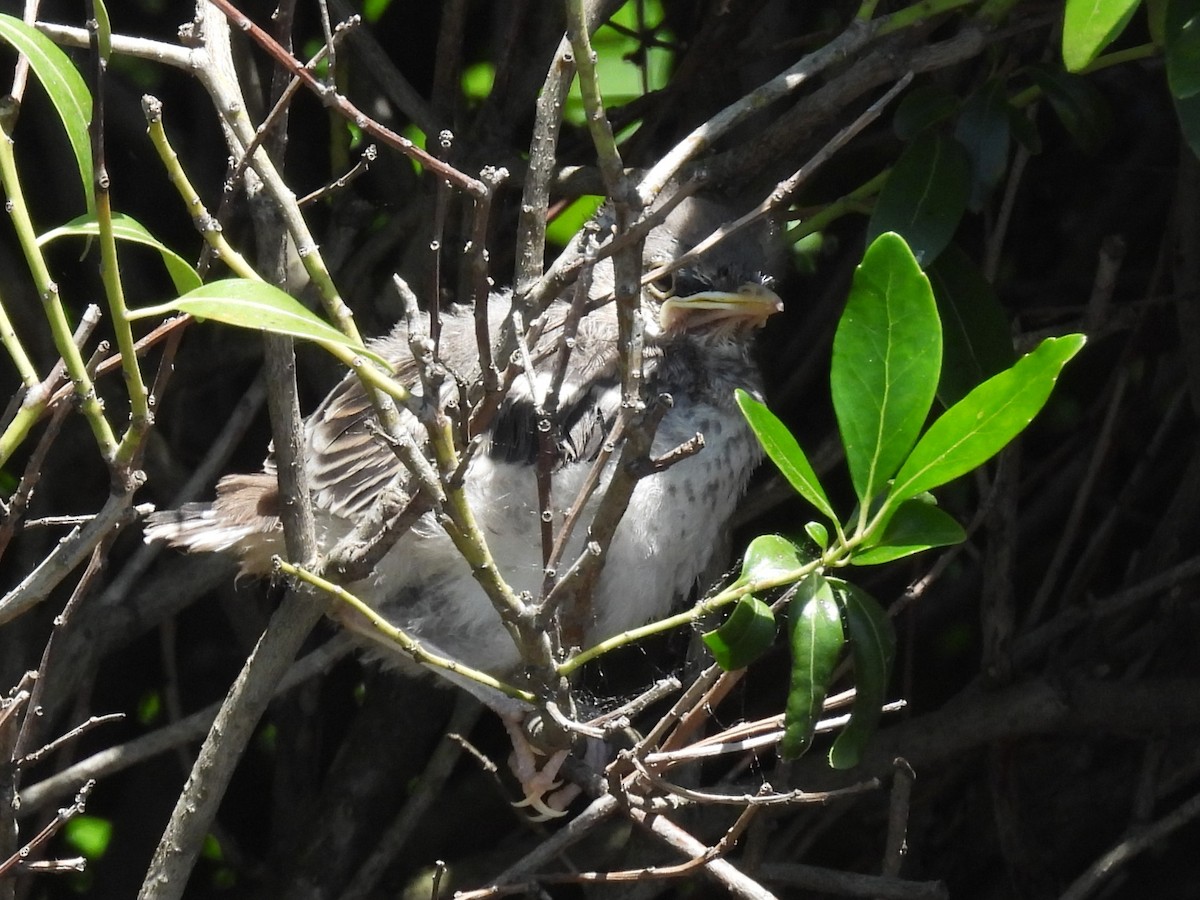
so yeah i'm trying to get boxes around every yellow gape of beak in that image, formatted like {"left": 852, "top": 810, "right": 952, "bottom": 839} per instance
{"left": 658, "top": 282, "right": 784, "bottom": 333}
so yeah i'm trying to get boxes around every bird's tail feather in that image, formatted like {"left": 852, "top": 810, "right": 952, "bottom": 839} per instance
{"left": 143, "top": 473, "right": 283, "bottom": 575}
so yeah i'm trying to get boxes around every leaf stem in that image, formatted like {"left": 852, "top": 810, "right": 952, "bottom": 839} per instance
{"left": 559, "top": 555, "right": 831, "bottom": 676}
{"left": 787, "top": 169, "right": 889, "bottom": 242}
{"left": 1077, "top": 42, "right": 1158, "bottom": 75}
{"left": 875, "top": 0, "right": 981, "bottom": 38}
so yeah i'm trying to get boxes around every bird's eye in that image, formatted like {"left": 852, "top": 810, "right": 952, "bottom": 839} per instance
{"left": 648, "top": 272, "right": 676, "bottom": 298}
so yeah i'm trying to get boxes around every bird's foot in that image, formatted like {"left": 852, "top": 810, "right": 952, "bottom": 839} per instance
{"left": 503, "top": 718, "right": 580, "bottom": 821}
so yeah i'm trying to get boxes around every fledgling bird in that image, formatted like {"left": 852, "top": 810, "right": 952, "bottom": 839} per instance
{"left": 145, "top": 197, "right": 782, "bottom": 694}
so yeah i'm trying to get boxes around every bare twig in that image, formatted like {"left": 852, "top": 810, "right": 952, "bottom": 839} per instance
{"left": 338, "top": 694, "right": 482, "bottom": 900}
{"left": 206, "top": 0, "right": 486, "bottom": 197}
{"left": 1059, "top": 787, "right": 1200, "bottom": 900}
{"left": 19, "top": 638, "right": 351, "bottom": 816}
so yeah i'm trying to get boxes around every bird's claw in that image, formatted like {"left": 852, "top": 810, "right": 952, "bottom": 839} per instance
{"left": 504, "top": 720, "right": 579, "bottom": 820}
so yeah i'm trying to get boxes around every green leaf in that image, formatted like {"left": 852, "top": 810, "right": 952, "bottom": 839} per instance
{"left": 780, "top": 573, "right": 845, "bottom": 761}
{"left": 828, "top": 581, "right": 895, "bottom": 769}
{"left": 867, "top": 131, "right": 970, "bottom": 267}
{"left": 461, "top": 61, "right": 495, "bottom": 101}
{"left": 0, "top": 14, "right": 94, "bottom": 215}
{"left": 1026, "top": 63, "right": 1112, "bottom": 153}
{"left": 926, "top": 245, "right": 1016, "bottom": 407}
{"left": 738, "top": 534, "right": 806, "bottom": 584}
{"left": 1063, "top": 0, "right": 1143, "bottom": 71}
{"left": 201, "top": 832, "right": 224, "bottom": 862}
{"left": 702, "top": 595, "right": 777, "bottom": 671}
{"left": 851, "top": 497, "right": 966, "bottom": 565}
{"left": 1174, "top": 88, "right": 1200, "bottom": 159}
{"left": 893, "top": 84, "right": 959, "bottom": 139}
{"left": 1149, "top": 0, "right": 1170, "bottom": 44}
{"left": 804, "top": 521, "right": 829, "bottom": 550}
{"left": 890, "top": 334, "right": 1086, "bottom": 503}
{"left": 129, "top": 279, "right": 388, "bottom": 366}
{"left": 831, "top": 233, "right": 942, "bottom": 508}
{"left": 38, "top": 213, "right": 202, "bottom": 295}
{"left": 736, "top": 389, "right": 837, "bottom": 524}
{"left": 1166, "top": 0, "right": 1200, "bottom": 98}
{"left": 547, "top": 194, "right": 605, "bottom": 248}
{"left": 563, "top": 1, "right": 674, "bottom": 127}
{"left": 94, "top": 0, "right": 113, "bottom": 62}
{"left": 953, "top": 81, "right": 1011, "bottom": 210}
{"left": 362, "top": 0, "right": 395, "bottom": 22}
{"left": 64, "top": 815, "right": 113, "bottom": 860}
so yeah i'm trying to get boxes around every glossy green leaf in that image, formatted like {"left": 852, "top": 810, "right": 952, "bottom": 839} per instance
{"left": 804, "top": 521, "right": 829, "bottom": 550}
{"left": 953, "top": 81, "right": 1011, "bottom": 210}
{"left": 737, "top": 389, "right": 837, "bottom": 524}
{"left": 890, "top": 334, "right": 1086, "bottom": 503}
{"left": 893, "top": 84, "right": 959, "bottom": 139}
{"left": 94, "top": 0, "right": 113, "bottom": 62}
{"left": 831, "top": 233, "right": 942, "bottom": 508}
{"left": 851, "top": 497, "right": 966, "bottom": 565}
{"left": 129, "top": 279, "right": 388, "bottom": 366}
{"left": 0, "top": 14, "right": 93, "bottom": 215}
{"left": 867, "top": 132, "right": 970, "bottom": 267}
{"left": 1026, "top": 63, "right": 1112, "bottom": 153}
{"left": 1174, "top": 88, "right": 1200, "bottom": 159}
{"left": 1166, "top": 0, "right": 1200, "bottom": 98}
{"left": 828, "top": 581, "right": 895, "bottom": 769}
{"left": 780, "top": 573, "right": 845, "bottom": 760}
{"left": 702, "top": 595, "right": 777, "bottom": 671}
{"left": 38, "top": 213, "right": 202, "bottom": 295}
{"left": 926, "top": 245, "right": 1016, "bottom": 407}
{"left": 738, "top": 533, "right": 806, "bottom": 584}
{"left": 1149, "top": 0, "right": 1170, "bottom": 44}
{"left": 1063, "top": 0, "right": 1143, "bottom": 71}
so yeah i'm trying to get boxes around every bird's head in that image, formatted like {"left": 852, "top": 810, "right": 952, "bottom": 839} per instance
{"left": 589, "top": 197, "right": 784, "bottom": 345}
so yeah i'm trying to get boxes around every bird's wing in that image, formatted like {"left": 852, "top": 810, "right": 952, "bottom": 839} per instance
{"left": 302, "top": 329, "right": 425, "bottom": 521}
{"left": 487, "top": 303, "right": 626, "bottom": 466}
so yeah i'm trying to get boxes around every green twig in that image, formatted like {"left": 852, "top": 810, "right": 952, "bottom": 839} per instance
{"left": 0, "top": 123, "right": 117, "bottom": 465}
{"left": 1079, "top": 42, "right": 1158, "bottom": 75}
{"left": 87, "top": 10, "right": 150, "bottom": 469}
{"left": 565, "top": 0, "right": 630, "bottom": 204}
{"left": 975, "top": 0, "right": 1019, "bottom": 26}
{"left": 559, "top": 556, "right": 829, "bottom": 677}
{"left": 0, "top": 286, "right": 39, "bottom": 390}
{"left": 276, "top": 558, "right": 537, "bottom": 704}
{"left": 875, "top": 0, "right": 981, "bottom": 37}
{"left": 142, "top": 96, "right": 258, "bottom": 282}
{"left": 787, "top": 169, "right": 889, "bottom": 243}
{"left": 856, "top": 0, "right": 882, "bottom": 21}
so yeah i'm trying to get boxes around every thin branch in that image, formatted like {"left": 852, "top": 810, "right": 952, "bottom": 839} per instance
{"left": 637, "top": 18, "right": 878, "bottom": 202}
{"left": 0, "top": 481, "right": 145, "bottom": 627}
{"left": 338, "top": 694, "right": 482, "bottom": 900}
{"left": 18, "top": 638, "right": 352, "bottom": 816}
{"left": 206, "top": 0, "right": 486, "bottom": 197}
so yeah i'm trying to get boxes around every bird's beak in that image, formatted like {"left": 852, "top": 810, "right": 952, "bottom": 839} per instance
{"left": 658, "top": 282, "right": 784, "bottom": 333}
